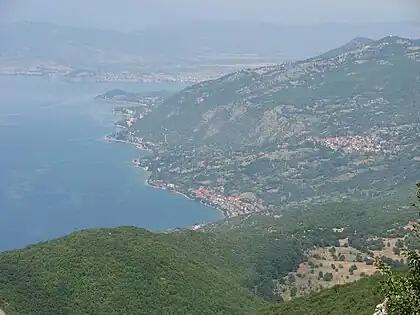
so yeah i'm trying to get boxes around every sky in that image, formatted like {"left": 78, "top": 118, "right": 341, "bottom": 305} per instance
{"left": 0, "top": 0, "right": 419, "bottom": 30}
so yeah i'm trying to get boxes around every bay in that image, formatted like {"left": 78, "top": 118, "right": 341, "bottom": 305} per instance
{"left": 0, "top": 76, "right": 222, "bottom": 251}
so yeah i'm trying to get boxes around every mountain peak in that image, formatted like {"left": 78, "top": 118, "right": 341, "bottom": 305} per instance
{"left": 348, "top": 36, "right": 375, "bottom": 45}
{"left": 317, "top": 36, "right": 374, "bottom": 58}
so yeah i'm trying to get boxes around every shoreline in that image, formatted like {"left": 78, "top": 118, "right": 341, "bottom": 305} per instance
{"left": 143, "top": 177, "right": 226, "bottom": 218}
{"left": 105, "top": 133, "right": 226, "bottom": 224}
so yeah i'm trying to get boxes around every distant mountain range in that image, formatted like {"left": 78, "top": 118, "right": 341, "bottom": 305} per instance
{"left": 0, "top": 21, "right": 419, "bottom": 82}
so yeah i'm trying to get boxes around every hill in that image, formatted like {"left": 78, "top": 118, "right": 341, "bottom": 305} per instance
{"left": 0, "top": 193, "right": 418, "bottom": 314}
{"left": 0, "top": 227, "right": 266, "bottom": 315}
{"left": 116, "top": 36, "right": 420, "bottom": 217}
{"left": 318, "top": 37, "right": 375, "bottom": 58}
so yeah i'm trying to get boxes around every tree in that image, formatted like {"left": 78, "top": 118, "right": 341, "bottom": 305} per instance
{"left": 349, "top": 265, "right": 358, "bottom": 273}
{"left": 290, "top": 286, "right": 298, "bottom": 298}
{"left": 323, "top": 272, "right": 333, "bottom": 282}
{"left": 375, "top": 182, "right": 420, "bottom": 314}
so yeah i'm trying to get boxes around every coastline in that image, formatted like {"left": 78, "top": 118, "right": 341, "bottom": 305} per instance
{"left": 104, "top": 134, "right": 226, "bottom": 223}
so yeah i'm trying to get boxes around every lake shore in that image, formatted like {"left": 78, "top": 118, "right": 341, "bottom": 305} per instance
{"left": 105, "top": 134, "right": 226, "bottom": 224}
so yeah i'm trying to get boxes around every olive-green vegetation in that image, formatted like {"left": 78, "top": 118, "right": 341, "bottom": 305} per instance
{"left": 0, "top": 228, "right": 266, "bottom": 315}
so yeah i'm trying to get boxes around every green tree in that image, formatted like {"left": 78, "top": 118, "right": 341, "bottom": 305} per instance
{"left": 290, "top": 286, "right": 298, "bottom": 298}
{"left": 323, "top": 272, "right": 333, "bottom": 282}
{"left": 375, "top": 182, "right": 420, "bottom": 314}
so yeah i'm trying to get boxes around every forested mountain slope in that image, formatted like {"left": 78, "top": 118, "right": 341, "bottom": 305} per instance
{"left": 0, "top": 228, "right": 266, "bottom": 315}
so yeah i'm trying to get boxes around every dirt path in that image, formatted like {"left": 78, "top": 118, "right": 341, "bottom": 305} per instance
{"left": 0, "top": 308, "right": 5, "bottom": 315}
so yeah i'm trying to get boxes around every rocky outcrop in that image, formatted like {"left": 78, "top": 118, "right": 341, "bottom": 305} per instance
{"left": 373, "top": 299, "right": 388, "bottom": 315}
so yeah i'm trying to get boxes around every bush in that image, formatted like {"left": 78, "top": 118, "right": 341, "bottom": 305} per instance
{"left": 375, "top": 183, "right": 420, "bottom": 314}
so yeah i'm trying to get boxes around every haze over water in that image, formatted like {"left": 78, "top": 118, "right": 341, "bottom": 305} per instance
{"left": 0, "top": 76, "right": 222, "bottom": 251}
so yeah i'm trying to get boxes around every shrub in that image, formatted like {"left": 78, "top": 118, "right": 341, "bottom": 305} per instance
{"left": 375, "top": 183, "right": 420, "bottom": 314}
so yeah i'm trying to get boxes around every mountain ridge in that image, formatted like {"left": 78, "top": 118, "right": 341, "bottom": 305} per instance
{"left": 109, "top": 35, "right": 420, "bottom": 217}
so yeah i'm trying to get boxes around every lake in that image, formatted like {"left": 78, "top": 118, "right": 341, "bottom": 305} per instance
{"left": 0, "top": 76, "right": 222, "bottom": 251}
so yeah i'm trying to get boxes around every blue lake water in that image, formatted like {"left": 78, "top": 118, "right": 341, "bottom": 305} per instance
{"left": 0, "top": 76, "right": 222, "bottom": 251}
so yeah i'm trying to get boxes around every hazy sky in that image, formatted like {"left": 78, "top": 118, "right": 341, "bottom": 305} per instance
{"left": 1, "top": 0, "right": 419, "bottom": 30}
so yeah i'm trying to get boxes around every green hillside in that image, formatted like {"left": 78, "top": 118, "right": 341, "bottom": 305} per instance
{"left": 0, "top": 228, "right": 265, "bottom": 315}
{"left": 0, "top": 194, "right": 418, "bottom": 315}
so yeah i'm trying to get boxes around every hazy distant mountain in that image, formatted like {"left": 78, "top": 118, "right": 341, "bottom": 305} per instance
{"left": 0, "top": 20, "right": 419, "bottom": 67}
